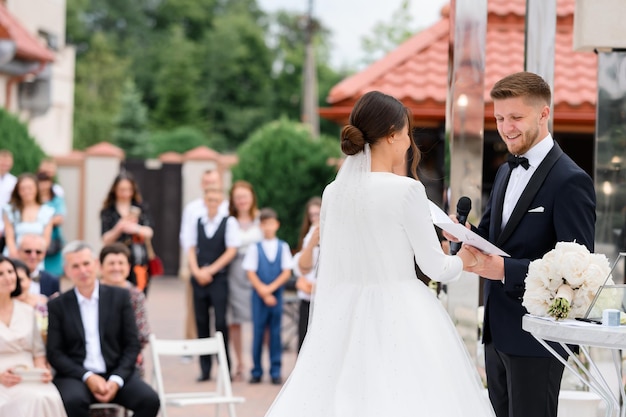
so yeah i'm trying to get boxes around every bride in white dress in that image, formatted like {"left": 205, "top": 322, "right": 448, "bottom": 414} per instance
{"left": 266, "top": 91, "right": 496, "bottom": 417}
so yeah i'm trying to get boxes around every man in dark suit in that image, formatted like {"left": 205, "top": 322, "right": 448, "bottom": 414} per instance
{"left": 47, "top": 241, "right": 159, "bottom": 417}
{"left": 18, "top": 233, "right": 59, "bottom": 297}
{"left": 462, "top": 72, "right": 596, "bottom": 417}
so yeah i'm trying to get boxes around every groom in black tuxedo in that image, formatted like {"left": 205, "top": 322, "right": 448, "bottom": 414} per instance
{"left": 462, "top": 72, "right": 596, "bottom": 417}
{"left": 47, "top": 241, "right": 160, "bottom": 417}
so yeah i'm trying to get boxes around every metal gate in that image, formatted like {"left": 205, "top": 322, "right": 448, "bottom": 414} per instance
{"left": 121, "top": 159, "right": 182, "bottom": 276}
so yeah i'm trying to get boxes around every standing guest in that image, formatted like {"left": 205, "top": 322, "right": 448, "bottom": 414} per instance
{"left": 46, "top": 241, "right": 160, "bottom": 417}
{"left": 0, "top": 255, "right": 67, "bottom": 417}
{"left": 226, "top": 181, "right": 262, "bottom": 380}
{"left": 100, "top": 172, "right": 154, "bottom": 294}
{"left": 99, "top": 243, "right": 151, "bottom": 376}
{"left": 179, "top": 170, "right": 228, "bottom": 344}
{"left": 38, "top": 158, "right": 65, "bottom": 198}
{"left": 38, "top": 172, "right": 66, "bottom": 277}
{"left": 2, "top": 173, "right": 54, "bottom": 258}
{"left": 243, "top": 208, "right": 293, "bottom": 385}
{"left": 264, "top": 91, "right": 493, "bottom": 416}
{"left": 457, "top": 72, "right": 596, "bottom": 417}
{"left": 0, "top": 150, "right": 17, "bottom": 254}
{"left": 292, "top": 197, "right": 321, "bottom": 352}
{"left": 186, "top": 188, "right": 240, "bottom": 382}
{"left": 17, "top": 234, "right": 60, "bottom": 298}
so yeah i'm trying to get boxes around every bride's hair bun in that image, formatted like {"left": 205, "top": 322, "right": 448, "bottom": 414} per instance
{"left": 340, "top": 124, "right": 366, "bottom": 155}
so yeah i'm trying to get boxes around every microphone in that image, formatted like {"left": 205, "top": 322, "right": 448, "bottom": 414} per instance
{"left": 450, "top": 196, "right": 472, "bottom": 255}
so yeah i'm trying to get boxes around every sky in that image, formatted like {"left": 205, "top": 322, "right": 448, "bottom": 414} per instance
{"left": 257, "top": 0, "right": 450, "bottom": 69}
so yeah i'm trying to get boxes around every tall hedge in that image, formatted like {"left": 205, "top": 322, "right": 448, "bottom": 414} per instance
{"left": 232, "top": 119, "right": 341, "bottom": 249}
{"left": 0, "top": 108, "right": 46, "bottom": 174}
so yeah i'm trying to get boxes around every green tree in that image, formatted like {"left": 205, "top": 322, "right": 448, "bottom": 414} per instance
{"left": 149, "top": 126, "right": 220, "bottom": 157}
{"left": 360, "top": 0, "right": 417, "bottom": 65}
{"left": 152, "top": 25, "right": 203, "bottom": 132}
{"left": 232, "top": 119, "right": 341, "bottom": 247}
{"left": 0, "top": 108, "right": 46, "bottom": 174}
{"left": 199, "top": 6, "right": 273, "bottom": 149}
{"left": 112, "top": 79, "right": 151, "bottom": 158}
{"left": 73, "top": 32, "right": 129, "bottom": 150}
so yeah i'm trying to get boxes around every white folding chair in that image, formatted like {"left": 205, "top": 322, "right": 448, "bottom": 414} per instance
{"left": 149, "top": 332, "right": 245, "bottom": 417}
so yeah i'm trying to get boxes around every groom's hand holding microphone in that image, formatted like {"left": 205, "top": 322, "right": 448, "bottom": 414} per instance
{"left": 442, "top": 197, "right": 477, "bottom": 269}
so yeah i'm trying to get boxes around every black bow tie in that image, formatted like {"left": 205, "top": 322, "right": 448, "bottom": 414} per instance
{"left": 507, "top": 154, "right": 530, "bottom": 170}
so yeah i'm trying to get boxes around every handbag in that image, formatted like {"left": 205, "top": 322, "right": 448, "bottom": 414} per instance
{"left": 145, "top": 237, "right": 164, "bottom": 277}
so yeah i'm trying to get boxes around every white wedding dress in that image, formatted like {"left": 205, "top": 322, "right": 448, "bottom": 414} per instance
{"left": 266, "top": 146, "right": 495, "bottom": 417}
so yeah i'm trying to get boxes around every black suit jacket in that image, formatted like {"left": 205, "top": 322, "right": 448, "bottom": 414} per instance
{"left": 39, "top": 270, "right": 60, "bottom": 297}
{"left": 475, "top": 143, "right": 596, "bottom": 357}
{"left": 46, "top": 283, "right": 140, "bottom": 382}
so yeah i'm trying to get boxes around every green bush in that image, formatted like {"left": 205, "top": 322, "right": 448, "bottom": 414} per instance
{"left": 0, "top": 108, "right": 46, "bottom": 174}
{"left": 232, "top": 118, "right": 341, "bottom": 249}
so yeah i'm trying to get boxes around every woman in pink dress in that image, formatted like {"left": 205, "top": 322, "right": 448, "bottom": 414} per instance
{"left": 0, "top": 255, "right": 66, "bottom": 417}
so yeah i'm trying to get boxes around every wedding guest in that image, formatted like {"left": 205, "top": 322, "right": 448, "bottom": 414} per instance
{"left": 99, "top": 243, "right": 151, "bottom": 376}
{"left": 226, "top": 180, "right": 262, "bottom": 380}
{"left": 17, "top": 234, "right": 60, "bottom": 298}
{"left": 243, "top": 208, "right": 294, "bottom": 385}
{"left": 47, "top": 241, "right": 160, "bottom": 417}
{"left": 101, "top": 172, "right": 154, "bottom": 294}
{"left": 38, "top": 158, "right": 65, "bottom": 198}
{"left": 458, "top": 72, "right": 596, "bottom": 417}
{"left": 186, "top": 188, "right": 240, "bottom": 382}
{"left": 0, "top": 255, "right": 67, "bottom": 417}
{"left": 179, "top": 170, "right": 228, "bottom": 344}
{"left": 2, "top": 173, "right": 54, "bottom": 259}
{"left": 0, "top": 150, "right": 17, "bottom": 254}
{"left": 13, "top": 258, "right": 48, "bottom": 336}
{"left": 37, "top": 172, "right": 66, "bottom": 277}
{"left": 292, "top": 197, "right": 321, "bottom": 352}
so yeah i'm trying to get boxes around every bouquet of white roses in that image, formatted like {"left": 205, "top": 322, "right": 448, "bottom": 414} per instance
{"left": 522, "top": 241, "right": 613, "bottom": 320}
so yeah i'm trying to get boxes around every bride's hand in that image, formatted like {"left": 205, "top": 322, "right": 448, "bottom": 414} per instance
{"left": 456, "top": 246, "right": 478, "bottom": 269}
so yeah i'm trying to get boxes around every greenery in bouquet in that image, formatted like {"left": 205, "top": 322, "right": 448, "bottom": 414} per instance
{"left": 522, "top": 242, "right": 613, "bottom": 320}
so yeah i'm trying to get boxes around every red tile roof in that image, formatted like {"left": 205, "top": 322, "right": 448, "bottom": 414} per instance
{"left": 321, "top": 0, "right": 596, "bottom": 131}
{"left": 0, "top": 3, "right": 55, "bottom": 62}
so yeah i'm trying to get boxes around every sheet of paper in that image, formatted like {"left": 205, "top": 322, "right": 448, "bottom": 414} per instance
{"left": 428, "top": 200, "right": 510, "bottom": 257}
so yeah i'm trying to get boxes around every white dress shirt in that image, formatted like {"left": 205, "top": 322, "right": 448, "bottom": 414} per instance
{"left": 184, "top": 210, "right": 241, "bottom": 252}
{"left": 242, "top": 238, "right": 294, "bottom": 272}
{"left": 179, "top": 198, "right": 229, "bottom": 252}
{"left": 75, "top": 282, "right": 124, "bottom": 387}
{"left": 502, "top": 135, "right": 554, "bottom": 228}
{"left": 0, "top": 172, "right": 17, "bottom": 235}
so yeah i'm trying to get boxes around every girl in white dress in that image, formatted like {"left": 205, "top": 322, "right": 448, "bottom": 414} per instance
{"left": 2, "top": 173, "right": 54, "bottom": 258}
{"left": 265, "top": 91, "right": 496, "bottom": 417}
{"left": 0, "top": 256, "right": 67, "bottom": 417}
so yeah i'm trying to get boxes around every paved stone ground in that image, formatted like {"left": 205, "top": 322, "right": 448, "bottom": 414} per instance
{"left": 143, "top": 276, "right": 297, "bottom": 417}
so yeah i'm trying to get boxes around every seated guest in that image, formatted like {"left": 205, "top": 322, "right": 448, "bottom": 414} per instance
{"left": 18, "top": 234, "right": 59, "bottom": 297}
{"left": 13, "top": 258, "right": 49, "bottom": 336}
{"left": 46, "top": 241, "right": 159, "bottom": 417}
{"left": 0, "top": 255, "right": 67, "bottom": 417}
{"left": 99, "top": 243, "right": 151, "bottom": 375}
